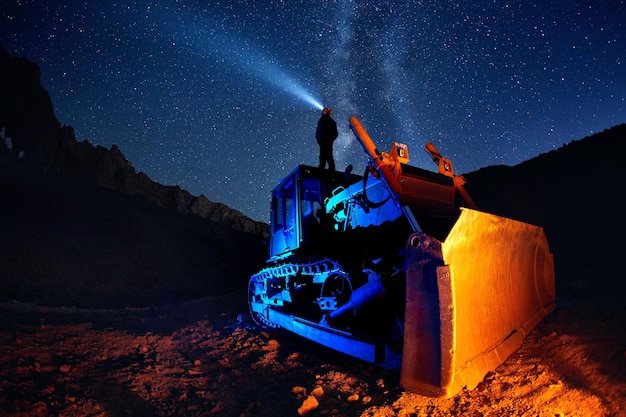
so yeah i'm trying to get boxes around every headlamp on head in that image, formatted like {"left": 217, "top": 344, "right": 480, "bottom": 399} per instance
{"left": 322, "top": 107, "right": 333, "bottom": 115}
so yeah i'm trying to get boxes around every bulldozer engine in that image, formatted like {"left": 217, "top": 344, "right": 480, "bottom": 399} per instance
{"left": 248, "top": 116, "right": 555, "bottom": 398}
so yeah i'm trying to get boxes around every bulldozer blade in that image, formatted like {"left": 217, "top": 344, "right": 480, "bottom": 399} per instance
{"left": 400, "top": 208, "right": 555, "bottom": 398}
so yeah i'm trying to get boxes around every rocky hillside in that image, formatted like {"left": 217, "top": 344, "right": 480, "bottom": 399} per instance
{"left": 0, "top": 46, "right": 268, "bottom": 308}
{"left": 0, "top": 46, "right": 268, "bottom": 239}
{"left": 0, "top": 156, "right": 268, "bottom": 308}
{"left": 464, "top": 124, "right": 626, "bottom": 304}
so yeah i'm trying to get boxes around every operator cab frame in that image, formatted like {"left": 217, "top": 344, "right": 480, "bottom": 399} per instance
{"left": 269, "top": 165, "right": 361, "bottom": 260}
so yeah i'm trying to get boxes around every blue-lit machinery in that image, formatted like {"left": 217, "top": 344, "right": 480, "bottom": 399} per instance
{"left": 248, "top": 116, "right": 555, "bottom": 398}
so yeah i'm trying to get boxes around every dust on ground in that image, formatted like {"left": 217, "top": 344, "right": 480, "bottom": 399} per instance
{"left": 0, "top": 293, "right": 624, "bottom": 417}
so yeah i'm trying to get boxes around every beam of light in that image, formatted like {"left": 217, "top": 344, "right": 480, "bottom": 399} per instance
{"left": 283, "top": 82, "right": 324, "bottom": 110}
{"left": 178, "top": 16, "right": 323, "bottom": 110}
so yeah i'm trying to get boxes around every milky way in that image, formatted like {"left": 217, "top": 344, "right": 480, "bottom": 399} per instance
{"left": 2, "top": 1, "right": 625, "bottom": 222}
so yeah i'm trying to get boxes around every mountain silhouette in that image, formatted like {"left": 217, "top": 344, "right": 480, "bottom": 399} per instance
{"left": 0, "top": 46, "right": 267, "bottom": 308}
{"left": 1, "top": 45, "right": 624, "bottom": 310}
{"left": 464, "top": 124, "right": 626, "bottom": 305}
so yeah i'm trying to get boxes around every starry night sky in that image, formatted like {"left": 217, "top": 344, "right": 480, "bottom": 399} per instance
{"left": 2, "top": 1, "right": 625, "bottom": 222}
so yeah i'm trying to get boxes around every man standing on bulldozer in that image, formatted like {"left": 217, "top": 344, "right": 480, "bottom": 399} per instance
{"left": 316, "top": 107, "right": 338, "bottom": 171}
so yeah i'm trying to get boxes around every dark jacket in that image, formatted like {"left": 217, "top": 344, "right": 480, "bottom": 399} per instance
{"left": 316, "top": 114, "right": 338, "bottom": 146}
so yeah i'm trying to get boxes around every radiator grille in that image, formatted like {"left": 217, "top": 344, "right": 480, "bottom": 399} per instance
{"left": 399, "top": 174, "right": 457, "bottom": 216}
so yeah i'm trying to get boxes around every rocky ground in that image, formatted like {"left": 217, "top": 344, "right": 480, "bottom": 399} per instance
{"left": 0, "top": 292, "right": 624, "bottom": 417}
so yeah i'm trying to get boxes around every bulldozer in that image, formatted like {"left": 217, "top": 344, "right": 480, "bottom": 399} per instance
{"left": 248, "top": 116, "right": 555, "bottom": 398}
